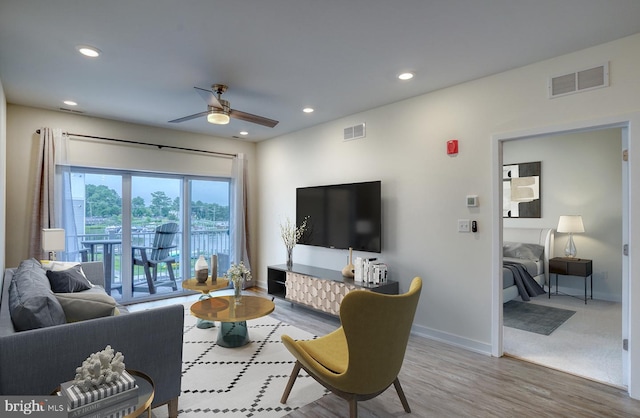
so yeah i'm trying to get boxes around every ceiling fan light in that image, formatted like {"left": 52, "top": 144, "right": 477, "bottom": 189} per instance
{"left": 207, "top": 111, "right": 230, "bottom": 125}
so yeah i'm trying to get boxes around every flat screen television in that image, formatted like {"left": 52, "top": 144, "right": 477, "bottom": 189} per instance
{"left": 296, "top": 181, "right": 381, "bottom": 253}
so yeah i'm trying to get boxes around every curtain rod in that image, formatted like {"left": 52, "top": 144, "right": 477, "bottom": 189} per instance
{"left": 35, "top": 130, "right": 237, "bottom": 158}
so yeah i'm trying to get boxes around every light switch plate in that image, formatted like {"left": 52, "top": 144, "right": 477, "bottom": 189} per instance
{"left": 458, "top": 219, "right": 470, "bottom": 232}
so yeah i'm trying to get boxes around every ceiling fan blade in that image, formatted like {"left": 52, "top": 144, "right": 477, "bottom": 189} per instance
{"left": 194, "top": 87, "right": 222, "bottom": 108}
{"left": 229, "top": 109, "right": 279, "bottom": 128}
{"left": 168, "top": 110, "right": 210, "bottom": 123}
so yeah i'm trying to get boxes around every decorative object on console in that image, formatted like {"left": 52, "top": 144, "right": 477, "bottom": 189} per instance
{"left": 195, "top": 255, "right": 209, "bottom": 283}
{"left": 557, "top": 215, "right": 585, "bottom": 258}
{"left": 353, "top": 257, "right": 387, "bottom": 283}
{"left": 72, "top": 345, "right": 126, "bottom": 391}
{"left": 42, "top": 228, "right": 65, "bottom": 261}
{"left": 226, "top": 261, "right": 252, "bottom": 304}
{"left": 341, "top": 247, "right": 355, "bottom": 278}
{"left": 280, "top": 215, "right": 309, "bottom": 268}
{"left": 354, "top": 257, "right": 364, "bottom": 282}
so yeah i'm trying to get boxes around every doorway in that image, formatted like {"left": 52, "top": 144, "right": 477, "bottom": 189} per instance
{"left": 492, "top": 121, "right": 631, "bottom": 390}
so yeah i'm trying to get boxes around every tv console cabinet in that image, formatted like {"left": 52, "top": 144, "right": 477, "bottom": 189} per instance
{"left": 267, "top": 263, "right": 399, "bottom": 316}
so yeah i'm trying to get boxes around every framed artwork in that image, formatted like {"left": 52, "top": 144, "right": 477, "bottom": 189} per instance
{"left": 503, "top": 161, "right": 541, "bottom": 218}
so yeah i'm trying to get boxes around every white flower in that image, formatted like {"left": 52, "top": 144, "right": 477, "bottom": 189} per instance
{"left": 280, "top": 216, "right": 309, "bottom": 250}
{"left": 225, "top": 261, "right": 252, "bottom": 285}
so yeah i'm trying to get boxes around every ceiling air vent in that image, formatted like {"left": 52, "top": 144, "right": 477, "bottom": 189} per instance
{"left": 548, "top": 62, "right": 609, "bottom": 98}
{"left": 59, "top": 107, "right": 84, "bottom": 114}
{"left": 343, "top": 123, "right": 366, "bottom": 141}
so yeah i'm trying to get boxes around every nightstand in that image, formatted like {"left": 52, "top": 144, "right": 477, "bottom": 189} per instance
{"left": 549, "top": 257, "right": 593, "bottom": 304}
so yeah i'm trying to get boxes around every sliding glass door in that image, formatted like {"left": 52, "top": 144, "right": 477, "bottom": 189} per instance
{"left": 62, "top": 168, "right": 231, "bottom": 303}
{"left": 189, "top": 179, "right": 231, "bottom": 277}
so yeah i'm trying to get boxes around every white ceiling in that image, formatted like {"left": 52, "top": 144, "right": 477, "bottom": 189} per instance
{"left": 1, "top": 1, "right": 640, "bottom": 142}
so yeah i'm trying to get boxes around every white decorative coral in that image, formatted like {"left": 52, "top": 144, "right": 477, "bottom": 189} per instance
{"left": 73, "top": 345, "right": 126, "bottom": 391}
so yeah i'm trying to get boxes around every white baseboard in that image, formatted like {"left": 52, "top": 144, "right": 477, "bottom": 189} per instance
{"left": 411, "top": 323, "right": 492, "bottom": 356}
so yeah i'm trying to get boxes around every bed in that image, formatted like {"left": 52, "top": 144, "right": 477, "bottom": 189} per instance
{"left": 503, "top": 227, "right": 555, "bottom": 302}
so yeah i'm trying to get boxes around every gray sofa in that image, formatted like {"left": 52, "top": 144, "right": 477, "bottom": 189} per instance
{"left": 0, "top": 261, "right": 184, "bottom": 418}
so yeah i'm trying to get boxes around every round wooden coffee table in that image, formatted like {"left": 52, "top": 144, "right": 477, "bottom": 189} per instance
{"left": 190, "top": 295, "right": 275, "bottom": 348}
{"left": 182, "top": 277, "right": 230, "bottom": 328}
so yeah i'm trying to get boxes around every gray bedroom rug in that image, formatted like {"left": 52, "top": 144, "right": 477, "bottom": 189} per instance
{"left": 152, "top": 305, "right": 328, "bottom": 418}
{"left": 503, "top": 300, "right": 576, "bottom": 335}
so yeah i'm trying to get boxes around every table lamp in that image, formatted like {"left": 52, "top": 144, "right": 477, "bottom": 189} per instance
{"left": 42, "top": 228, "right": 65, "bottom": 261}
{"left": 556, "top": 215, "right": 584, "bottom": 258}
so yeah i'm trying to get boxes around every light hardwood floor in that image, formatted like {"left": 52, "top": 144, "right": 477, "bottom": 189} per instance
{"left": 268, "top": 294, "right": 640, "bottom": 418}
{"left": 140, "top": 289, "right": 640, "bottom": 418}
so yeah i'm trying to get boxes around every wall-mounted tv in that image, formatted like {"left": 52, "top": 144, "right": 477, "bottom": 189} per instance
{"left": 296, "top": 180, "right": 381, "bottom": 253}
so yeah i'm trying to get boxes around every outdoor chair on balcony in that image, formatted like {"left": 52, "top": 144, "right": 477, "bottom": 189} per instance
{"left": 132, "top": 222, "right": 179, "bottom": 294}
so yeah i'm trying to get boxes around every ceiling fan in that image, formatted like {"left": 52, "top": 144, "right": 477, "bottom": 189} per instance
{"left": 168, "top": 84, "right": 279, "bottom": 128}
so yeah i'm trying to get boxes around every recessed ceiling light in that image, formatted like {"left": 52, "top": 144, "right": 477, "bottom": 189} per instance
{"left": 303, "top": 107, "right": 314, "bottom": 113}
{"left": 240, "top": 131, "right": 249, "bottom": 136}
{"left": 398, "top": 72, "right": 414, "bottom": 81}
{"left": 63, "top": 100, "right": 78, "bottom": 106}
{"left": 76, "top": 45, "right": 101, "bottom": 58}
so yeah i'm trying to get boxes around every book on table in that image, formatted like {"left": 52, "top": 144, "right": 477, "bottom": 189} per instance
{"left": 58, "top": 370, "right": 139, "bottom": 418}
{"left": 68, "top": 395, "right": 138, "bottom": 418}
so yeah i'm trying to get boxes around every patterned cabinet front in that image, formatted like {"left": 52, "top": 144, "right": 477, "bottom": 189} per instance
{"left": 285, "top": 272, "right": 361, "bottom": 315}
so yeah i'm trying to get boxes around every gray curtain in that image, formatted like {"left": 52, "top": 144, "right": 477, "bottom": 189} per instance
{"left": 28, "top": 128, "right": 68, "bottom": 259}
{"left": 230, "top": 153, "right": 253, "bottom": 288}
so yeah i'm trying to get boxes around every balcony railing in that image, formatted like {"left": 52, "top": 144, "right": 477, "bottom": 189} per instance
{"left": 66, "top": 229, "right": 231, "bottom": 299}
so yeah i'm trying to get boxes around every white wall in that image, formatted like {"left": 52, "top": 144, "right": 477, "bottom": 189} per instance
{"left": 5, "top": 105, "right": 258, "bottom": 268}
{"left": 256, "top": 32, "right": 640, "bottom": 394}
{"left": 0, "top": 78, "right": 6, "bottom": 277}
{"left": 504, "top": 129, "right": 622, "bottom": 301}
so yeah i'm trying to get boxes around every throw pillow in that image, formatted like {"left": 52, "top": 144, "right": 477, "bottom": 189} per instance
{"left": 8, "top": 258, "right": 67, "bottom": 331}
{"left": 54, "top": 287, "right": 117, "bottom": 322}
{"left": 46, "top": 265, "right": 92, "bottom": 293}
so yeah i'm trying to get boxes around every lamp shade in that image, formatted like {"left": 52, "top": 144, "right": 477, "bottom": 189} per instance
{"left": 557, "top": 215, "right": 585, "bottom": 234}
{"left": 42, "top": 228, "right": 65, "bottom": 261}
{"left": 42, "top": 228, "right": 65, "bottom": 252}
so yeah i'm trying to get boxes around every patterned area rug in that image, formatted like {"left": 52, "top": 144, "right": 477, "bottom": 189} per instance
{"left": 503, "top": 300, "right": 576, "bottom": 335}
{"left": 153, "top": 305, "right": 328, "bottom": 418}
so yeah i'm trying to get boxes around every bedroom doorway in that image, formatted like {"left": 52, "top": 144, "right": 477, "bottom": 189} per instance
{"left": 495, "top": 123, "right": 629, "bottom": 389}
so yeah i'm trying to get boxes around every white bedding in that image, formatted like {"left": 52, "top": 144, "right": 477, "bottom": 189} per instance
{"left": 503, "top": 256, "right": 543, "bottom": 288}
{"left": 503, "top": 228, "right": 555, "bottom": 302}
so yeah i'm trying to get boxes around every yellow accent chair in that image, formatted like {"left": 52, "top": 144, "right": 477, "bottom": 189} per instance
{"left": 280, "top": 277, "right": 422, "bottom": 418}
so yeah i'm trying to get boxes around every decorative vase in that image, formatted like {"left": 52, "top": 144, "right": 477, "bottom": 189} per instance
{"left": 195, "top": 255, "right": 208, "bottom": 283}
{"left": 210, "top": 254, "right": 218, "bottom": 282}
{"left": 341, "top": 247, "right": 354, "bottom": 278}
{"left": 286, "top": 247, "right": 293, "bottom": 269}
{"left": 233, "top": 277, "right": 242, "bottom": 304}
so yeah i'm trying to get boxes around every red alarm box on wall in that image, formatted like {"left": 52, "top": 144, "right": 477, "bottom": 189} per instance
{"left": 447, "top": 139, "right": 459, "bottom": 155}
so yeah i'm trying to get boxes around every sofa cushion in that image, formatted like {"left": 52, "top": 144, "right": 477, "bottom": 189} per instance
{"left": 8, "top": 258, "right": 67, "bottom": 331}
{"left": 54, "top": 287, "right": 117, "bottom": 322}
{"left": 46, "top": 264, "right": 92, "bottom": 293}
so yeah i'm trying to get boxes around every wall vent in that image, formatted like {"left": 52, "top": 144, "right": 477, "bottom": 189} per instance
{"left": 548, "top": 62, "right": 609, "bottom": 98}
{"left": 343, "top": 123, "right": 366, "bottom": 141}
